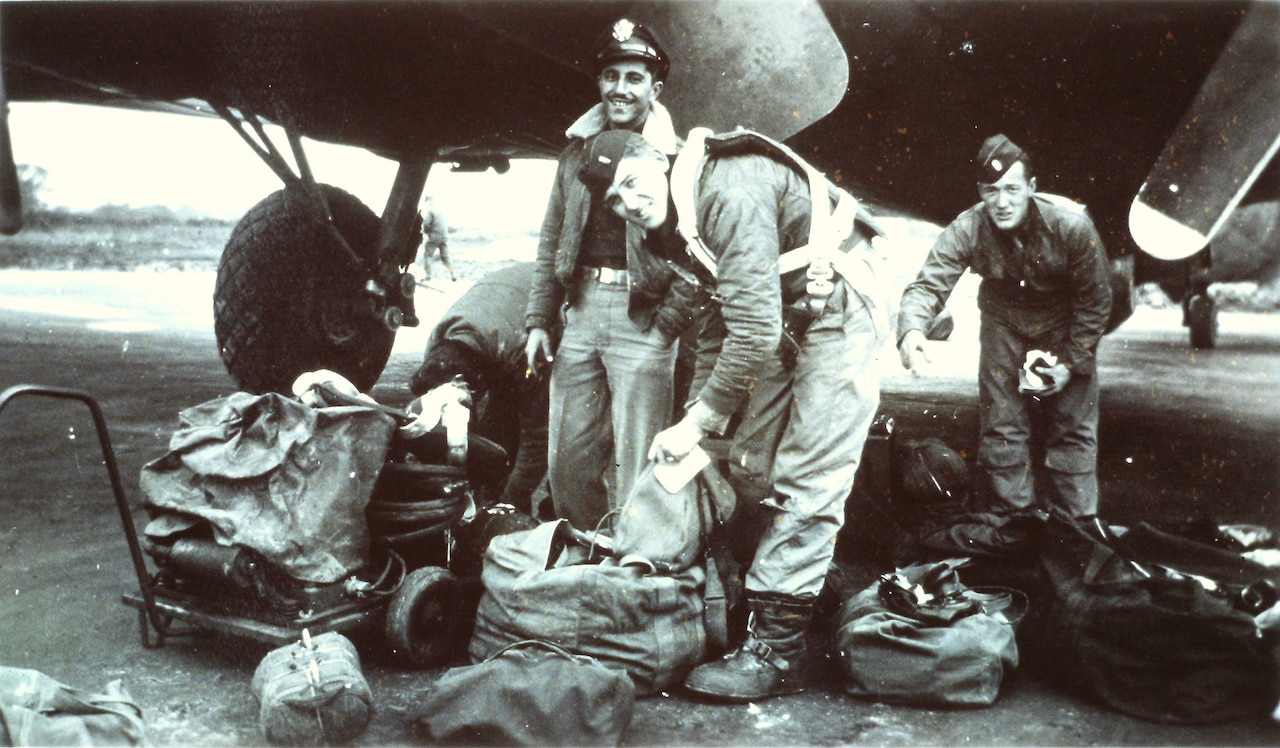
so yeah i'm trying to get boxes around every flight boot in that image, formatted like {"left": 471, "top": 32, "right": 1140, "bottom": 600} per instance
{"left": 683, "top": 591, "right": 814, "bottom": 702}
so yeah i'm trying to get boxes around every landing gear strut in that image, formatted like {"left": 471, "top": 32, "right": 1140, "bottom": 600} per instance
{"left": 1184, "top": 292, "right": 1218, "bottom": 350}
{"left": 209, "top": 104, "right": 431, "bottom": 393}
{"left": 1181, "top": 247, "right": 1217, "bottom": 350}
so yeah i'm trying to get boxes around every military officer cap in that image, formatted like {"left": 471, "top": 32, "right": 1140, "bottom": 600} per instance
{"left": 577, "top": 129, "right": 639, "bottom": 194}
{"left": 975, "top": 134, "right": 1027, "bottom": 184}
{"left": 594, "top": 18, "right": 670, "bottom": 82}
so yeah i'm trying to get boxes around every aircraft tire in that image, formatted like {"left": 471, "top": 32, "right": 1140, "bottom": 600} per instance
{"left": 1186, "top": 293, "right": 1218, "bottom": 350}
{"left": 384, "top": 566, "right": 475, "bottom": 669}
{"left": 214, "top": 185, "right": 394, "bottom": 394}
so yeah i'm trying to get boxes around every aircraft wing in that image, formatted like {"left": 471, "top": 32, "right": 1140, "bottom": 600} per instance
{"left": 0, "top": 1, "right": 846, "bottom": 163}
{"left": 1129, "top": 0, "right": 1280, "bottom": 261}
{"left": 3, "top": 1, "right": 1270, "bottom": 256}
{"left": 2, "top": 0, "right": 1277, "bottom": 386}
{"left": 783, "top": 0, "right": 1278, "bottom": 342}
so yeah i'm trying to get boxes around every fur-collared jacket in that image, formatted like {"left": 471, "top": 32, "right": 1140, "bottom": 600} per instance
{"left": 524, "top": 101, "right": 702, "bottom": 341}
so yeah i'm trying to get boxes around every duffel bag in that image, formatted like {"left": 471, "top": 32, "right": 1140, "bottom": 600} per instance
{"left": 837, "top": 560, "right": 1023, "bottom": 708}
{"left": 469, "top": 520, "right": 706, "bottom": 696}
{"left": 1020, "top": 511, "right": 1280, "bottom": 724}
{"left": 0, "top": 667, "right": 147, "bottom": 746}
{"left": 141, "top": 391, "right": 396, "bottom": 583}
{"left": 416, "top": 639, "right": 635, "bottom": 746}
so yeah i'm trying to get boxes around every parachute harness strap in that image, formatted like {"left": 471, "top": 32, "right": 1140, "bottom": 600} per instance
{"left": 669, "top": 127, "right": 882, "bottom": 335}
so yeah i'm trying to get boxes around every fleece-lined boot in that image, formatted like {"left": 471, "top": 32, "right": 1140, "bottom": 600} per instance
{"left": 683, "top": 591, "right": 815, "bottom": 702}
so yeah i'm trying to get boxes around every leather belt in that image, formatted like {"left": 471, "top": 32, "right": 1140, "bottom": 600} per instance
{"left": 580, "top": 266, "right": 630, "bottom": 285}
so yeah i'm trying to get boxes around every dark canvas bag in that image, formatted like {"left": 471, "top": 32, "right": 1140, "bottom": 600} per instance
{"left": 416, "top": 639, "right": 635, "bottom": 746}
{"left": 837, "top": 561, "right": 1022, "bottom": 707}
{"left": 469, "top": 520, "right": 707, "bottom": 696}
{"left": 0, "top": 667, "right": 147, "bottom": 746}
{"left": 1021, "top": 512, "right": 1280, "bottom": 724}
{"left": 611, "top": 455, "right": 737, "bottom": 572}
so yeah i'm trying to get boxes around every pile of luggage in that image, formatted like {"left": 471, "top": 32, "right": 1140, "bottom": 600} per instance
{"left": 125, "top": 374, "right": 1280, "bottom": 745}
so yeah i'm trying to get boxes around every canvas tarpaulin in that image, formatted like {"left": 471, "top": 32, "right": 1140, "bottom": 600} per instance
{"left": 140, "top": 392, "right": 396, "bottom": 583}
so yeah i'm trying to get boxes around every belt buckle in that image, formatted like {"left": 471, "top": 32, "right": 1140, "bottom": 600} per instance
{"left": 597, "top": 267, "right": 626, "bottom": 284}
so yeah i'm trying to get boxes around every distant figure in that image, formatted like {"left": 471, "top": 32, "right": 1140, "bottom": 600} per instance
{"left": 420, "top": 196, "right": 455, "bottom": 281}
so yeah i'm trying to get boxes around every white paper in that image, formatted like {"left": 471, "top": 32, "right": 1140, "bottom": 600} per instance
{"left": 653, "top": 445, "right": 711, "bottom": 493}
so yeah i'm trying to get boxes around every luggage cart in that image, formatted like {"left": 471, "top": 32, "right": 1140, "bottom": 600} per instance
{"left": 0, "top": 383, "right": 477, "bottom": 653}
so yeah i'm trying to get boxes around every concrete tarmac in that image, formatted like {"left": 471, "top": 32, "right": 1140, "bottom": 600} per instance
{"left": 0, "top": 268, "right": 1278, "bottom": 745}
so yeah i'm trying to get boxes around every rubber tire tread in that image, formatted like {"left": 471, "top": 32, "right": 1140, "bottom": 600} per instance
{"left": 385, "top": 566, "right": 469, "bottom": 669}
{"left": 214, "top": 185, "right": 391, "bottom": 394}
{"left": 1187, "top": 293, "right": 1218, "bottom": 350}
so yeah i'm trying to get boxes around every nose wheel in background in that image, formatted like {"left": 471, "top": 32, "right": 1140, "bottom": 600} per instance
{"left": 1184, "top": 292, "right": 1218, "bottom": 350}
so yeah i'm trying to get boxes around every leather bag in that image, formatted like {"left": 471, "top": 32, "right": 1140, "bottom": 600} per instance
{"left": 416, "top": 639, "right": 635, "bottom": 747}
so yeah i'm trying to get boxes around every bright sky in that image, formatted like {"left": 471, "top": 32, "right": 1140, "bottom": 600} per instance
{"left": 8, "top": 102, "right": 554, "bottom": 230}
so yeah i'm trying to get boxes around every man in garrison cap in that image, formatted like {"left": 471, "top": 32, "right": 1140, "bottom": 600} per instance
{"left": 898, "top": 135, "right": 1111, "bottom": 519}
{"left": 524, "top": 19, "right": 703, "bottom": 530}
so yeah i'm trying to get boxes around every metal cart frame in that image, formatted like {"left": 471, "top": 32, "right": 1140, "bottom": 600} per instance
{"left": 0, "top": 383, "right": 391, "bottom": 649}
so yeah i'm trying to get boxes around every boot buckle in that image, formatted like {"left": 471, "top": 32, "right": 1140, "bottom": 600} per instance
{"left": 743, "top": 636, "right": 789, "bottom": 672}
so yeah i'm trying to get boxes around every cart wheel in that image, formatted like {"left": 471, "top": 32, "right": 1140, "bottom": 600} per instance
{"left": 385, "top": 566, "right": 468, "bottom": 668}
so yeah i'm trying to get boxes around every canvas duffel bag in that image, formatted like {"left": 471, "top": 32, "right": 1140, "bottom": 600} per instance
{"left": 837, "top": 560, "right": 1023, "bottom": 708}
{"left": 469, "top": 520, "right": 707, "bottom": 696}
{"left": 417, "top": 639, "right": 635, "bottom": 746}
{"left": 1020, "top": 511, "right": 1280, "bottom": 724}
{"left": 0, "top": 667, "right": 147, "bottom": 746}
{"left": 141, "top": 391, "right": 396, "bottom": 583}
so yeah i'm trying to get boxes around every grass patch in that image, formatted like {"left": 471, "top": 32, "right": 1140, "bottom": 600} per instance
{"left": 0, "top": 220, "right": 232, "bottom": 271}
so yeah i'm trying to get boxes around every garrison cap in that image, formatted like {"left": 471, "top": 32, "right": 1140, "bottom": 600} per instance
{"left": 975, "top": 134, "right": 1027, "bottom": 183}
{"left": 577, "top": 129, "right": 641, "bottom": 194}
{"left": 594, "top": 18, "right": 670, "bottom": 81}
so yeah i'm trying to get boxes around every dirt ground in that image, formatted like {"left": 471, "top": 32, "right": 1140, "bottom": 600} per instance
{"left": 1, "top": 269, "right": 1279, "bottom": 746}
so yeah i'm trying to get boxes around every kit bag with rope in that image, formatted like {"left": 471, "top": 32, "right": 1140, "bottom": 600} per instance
{"left": 251, "top": 630, "right": 374, "bottom": 747}
{"left": 1020, "top": 510, "right": 1280, "bottom": 724}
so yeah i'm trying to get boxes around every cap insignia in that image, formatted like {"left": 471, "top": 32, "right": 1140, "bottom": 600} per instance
{"left": 612, "top": 19, "right": 635, "bottom": 42}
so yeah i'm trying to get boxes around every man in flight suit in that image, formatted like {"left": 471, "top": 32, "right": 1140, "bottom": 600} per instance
{"left": 589, "top": 127, "right": 887, "bottom": 702}
{"left": 419, "top": 195, "right": 455, "bottom": 282}
{"left": 898, "top": 135, "right": 1112, "bottom": 518}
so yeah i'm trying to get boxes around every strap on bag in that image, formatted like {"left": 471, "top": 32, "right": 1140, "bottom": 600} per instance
{"left": 697, "top": 462, "right": 739, "bottom": 652}
{"left": 486, "top": 638, "right": 591, "bottom": 665}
